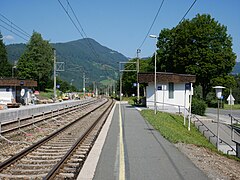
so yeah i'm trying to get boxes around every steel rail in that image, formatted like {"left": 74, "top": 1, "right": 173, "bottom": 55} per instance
{"left": 0, "top": 99, "right": 108, "bottom": 172}
{"left": 0, "top": 99, "right": 99, "bottom": 135}
{"left": 44, "top": 99, "right": 114, "bottom": 179}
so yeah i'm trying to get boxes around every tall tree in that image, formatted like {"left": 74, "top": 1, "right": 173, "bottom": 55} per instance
{"left": 0, "top": 32, "right": 12, "bottom": 77}
{"left": 156, "top": 14, "right": 236, "bottom": 99}
{"left": 17, "top": 32, "right": 53, "bottom": 90}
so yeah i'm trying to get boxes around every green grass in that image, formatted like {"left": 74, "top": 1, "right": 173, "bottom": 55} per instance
{"left": 39, "top": 89, "right": 61, "bottom": 99}
{"left": 140, "top": 110, "right": 216, "bottom": 150}
{"left": 224, "top": 104, "right": 240, "bottom": 110}
{"left": 140, "top": 109, "right": 240, "bottom": 161}
{"left": 39, "top": 89, "right": 53, "bottom": 99}
{"left": 122, "top": 97, "right": 135, "bottom": 105}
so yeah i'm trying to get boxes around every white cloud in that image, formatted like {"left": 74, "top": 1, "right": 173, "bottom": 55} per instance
{"left": 3, "top": 35, "right": 14, "bottom": 41}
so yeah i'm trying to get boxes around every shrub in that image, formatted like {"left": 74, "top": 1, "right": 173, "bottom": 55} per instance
{"left": 191, "top": 98, "right": 207, "bottom": 116}
{"left": 208, "top": 99, "right": 218, "bottom": 108}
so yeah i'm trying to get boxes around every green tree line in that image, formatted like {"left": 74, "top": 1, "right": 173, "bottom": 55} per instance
{"left": 122, "top": 14, "right": 237, "bottom": 104}
{"left": 0, "top": 31, "right": 76, "bottom": 93}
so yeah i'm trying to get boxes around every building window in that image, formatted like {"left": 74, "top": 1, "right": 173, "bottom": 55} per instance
{"left": 169, "top": 82, "right": 174, "bottom": 99}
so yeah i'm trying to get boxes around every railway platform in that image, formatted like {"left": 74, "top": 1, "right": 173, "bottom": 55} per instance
{"left": 0, "top": 98, "right": 92, "bottom": 123}
{"left": 78, "top": 101, "right": 208, "bottom": 180}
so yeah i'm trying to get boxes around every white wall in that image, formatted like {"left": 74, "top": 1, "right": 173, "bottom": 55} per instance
{"left": 0, "top": 88, "right": 15, "bottom": 104}
{"left": 146, "top": 82, "right": 192, "bottom": 111}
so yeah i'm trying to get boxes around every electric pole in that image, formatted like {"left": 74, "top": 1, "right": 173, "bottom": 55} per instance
{"left": 53, "top": 48, "right": 57, "bottom": 102}
{"left": 83, "top": 72, "right": 86, "bottom": 97}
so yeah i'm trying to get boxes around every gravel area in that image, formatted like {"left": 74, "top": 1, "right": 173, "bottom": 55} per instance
{"left": 175, "top": 143, "right": 240, "bottom": 180}
{"left": 0, "top": 99, "right": 107, "bottom": 164}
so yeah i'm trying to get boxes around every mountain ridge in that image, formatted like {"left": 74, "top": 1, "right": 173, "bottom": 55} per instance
{"left": 6, "top": 38, "right": 128, "bottom": 89}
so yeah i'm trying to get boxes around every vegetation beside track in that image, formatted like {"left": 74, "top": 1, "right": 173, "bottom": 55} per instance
{"left": 140, "top": 110, "right": 216, "bottom": 150}
{"left": 39, "top": 89, "right": 54, "bottom": 99}
{"left": 224, "top": 104, "right": 240, "bottom": 110}
{"left": 140, "top": 109, "right": 240, "bottom": 161}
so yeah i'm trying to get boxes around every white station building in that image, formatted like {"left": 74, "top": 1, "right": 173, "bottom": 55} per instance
{"left": 0, "top": 78, "right": 37, "bottom": 107}
{"left": 138, "top": 72, "right": 196, "bottom": 113}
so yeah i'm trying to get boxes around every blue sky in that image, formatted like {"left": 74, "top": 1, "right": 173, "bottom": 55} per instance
{"left": 1, "top": 0, "right": 239, "bottom": 61}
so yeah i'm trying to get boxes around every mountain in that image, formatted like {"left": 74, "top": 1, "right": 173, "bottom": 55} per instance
{"left": 6, "top": 38, "right": 128, "bottom": 89}
{"left": 6, "top": 43, "right": 26, "bottom": 64}
{"left": 232, "top": 62, "right": 240, "bottom": 74}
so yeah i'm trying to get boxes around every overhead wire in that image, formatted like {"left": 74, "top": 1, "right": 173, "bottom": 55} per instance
{"left": 138, "top": 0, "right": 165, "bottom": 50}
{"left": 0, "top": 13, "right": 30, "bottom": 42}
{"left": 66, "top": 0, "right": 99, "bottom": 58}
{"left": 137, "top": 0, "right": 198, "bottom": 56}
{"left": 57, "top": 0, "right": 126, "bottom": 84}
{"left": 58, "top": 0, "right": 120, "bottom": 82}
{"left": 0, "top": 13, "right": 31, "bottom": 38}
{"left": 0, "top": 19, "right": 30, "bottom": 39}
{"left": 179, "top": 0, "right": 198, "bottom": 23}
{"left": 57, "top": 0, "right": 85, "bottom": 39}
{"left": 0, "top": 24, "right": 28, "bottom": 41}
{"left": 57, "top": 0, "right": 99, "bottom": 59}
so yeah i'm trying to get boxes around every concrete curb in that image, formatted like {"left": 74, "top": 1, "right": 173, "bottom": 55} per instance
{"left": 77, "top": 102, "right": 116, "bottom": 179}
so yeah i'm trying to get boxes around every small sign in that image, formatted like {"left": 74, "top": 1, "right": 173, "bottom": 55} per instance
{"left": 157, "top": 85, "right": 162, "bottom": 90}
{"left": 56, "top": 84, "right": 60, "bottom": 89}
{"left": 133, "top": 83, "right": 137, "bottom": 87}
{"left": 185, "top": 83, "right": 191, "bottom": 90}
{"left": 20, "top": 89, "right": 25, "bottom": 97}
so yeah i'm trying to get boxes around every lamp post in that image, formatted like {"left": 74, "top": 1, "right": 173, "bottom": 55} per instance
{"left": 149, "top": 34, "right": 157, "bottom": 114}
{"left": 137, "top": 49, "right": 141, "bottom": 104}
{"left": 213, "top": 86, "right": 225, "bottom": 151}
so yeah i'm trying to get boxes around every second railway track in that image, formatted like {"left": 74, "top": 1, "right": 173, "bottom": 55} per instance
{"left": 0, "top": 98, "right": 114, "bottom": 179}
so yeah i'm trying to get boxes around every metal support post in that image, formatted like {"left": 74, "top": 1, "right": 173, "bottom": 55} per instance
{"left": 154, "top": 45, "right": 157, "bottom": 114}
{"left": 53, "top": 48, "right": 57, "bottom": 102}
{"left": 149, "top": 35, "right": 158, "bottom": 114}
{"left": 32, "top": 115, "right": 38, "bottom": 128}
{"left": 217, "top": 99, "right": 220, "bottom": 151}
{"left": 83, "top": 72, "right": 86, "bottom": 97}
{"left": 120, "top": 72, "right": 122, "bottom": 101}
{"left": 137, "top": 49, "right": 141, "bottom": 104}
{"left": 119, "top": 61, "right": 137, "bottom": 102}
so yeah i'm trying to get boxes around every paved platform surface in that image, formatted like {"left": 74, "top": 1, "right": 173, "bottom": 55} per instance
{"left": 90, "top": 102, "right": 209, "bottom": 180}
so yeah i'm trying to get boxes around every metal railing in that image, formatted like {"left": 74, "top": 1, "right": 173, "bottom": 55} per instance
{"left": 228, "top": 114, "right": 240, "bottom": 144}
{"left": 192, "top": 114, "right": 236, "bottom": 155}
{"left": 146, "top": 100, "right": 236, "bottom": 155}
{"left": 146, "top": 100, "right": 185, "bottom": 114}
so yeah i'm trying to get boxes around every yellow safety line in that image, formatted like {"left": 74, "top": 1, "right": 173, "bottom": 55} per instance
{"left": 119, "top": 102, "right": 125, "bottom": 180}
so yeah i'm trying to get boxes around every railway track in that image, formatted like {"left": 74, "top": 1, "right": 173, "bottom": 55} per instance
{"left": 0, "top": 98, "right": 114, "bottom": 179}
{"left": 0, "top": 98, "right": 99, "bottom": 135}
